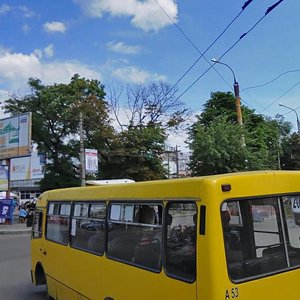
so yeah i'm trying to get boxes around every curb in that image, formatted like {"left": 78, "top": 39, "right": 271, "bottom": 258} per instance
{"left": 0, "top": 230, "right": 31, "bottom": 235}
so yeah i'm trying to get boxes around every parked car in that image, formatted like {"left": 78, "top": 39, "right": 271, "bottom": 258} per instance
{"left": 80, "top": 220, "right": 104, "bottom": 231}
{"left": 252, "top": 211, "right": 264, "bottom": 222}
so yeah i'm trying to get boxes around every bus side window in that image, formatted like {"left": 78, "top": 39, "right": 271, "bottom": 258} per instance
{"left": 165, "top": 202, "right": 197, "bottom": 282}
{"left": 107, "top": 203, "right": 162, "bottom": 271}
{"left": 70, "top": 202, "right": 106, "bottom": 255}
{"left": 46, "top": 202, "right": 71, "bottom": 245}
{"left": 222, "top": 198, "right": 296, "bottom": 281}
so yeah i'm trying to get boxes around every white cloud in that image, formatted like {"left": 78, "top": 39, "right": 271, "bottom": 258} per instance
{"left": 0, "top": 52, "right": 41, "bottom": 83}
{"left": 0, "top": 49, "right": 101, "bottom": 90}
{"left": 112, "top": 65, "right": 166, "bottom": 83}
{"left": 0, "top": 90, "right": 9, "bottom": 118}
{"left": 44, "top": 44, "right": 54, "bottom": 58}
{"left": 33, "top": 45, "right": 54, "bottom": 60}
{"left": 0, "top": 46, "right": 11, "bottom": 56}
{"left": 74, "top": 0, "right": 178, "bottom": 31}
{"left": 18, "top": 5, "right": 36, "bottom": 18}
{"left": 0, "top": 89, "right": 9, "bottom": 100}
{"left": 0, "top": 4, "right": 11, "bottom": 14}
{"left": 0, "top": 4, "right": 37, "bottom": 18}
{"left": 106, "top": 41, "right": 141, "bottom": 55}
{"left": 22, "top": 23, "right": 30, "bottom": 33}
{"left": 43, "top": 21, "right": 67, "bottom": 33}
{"left": 33, "top": 49, "right": 43, "bottom": 60}
{"left": 41, "top": 61, "right": 101, "bottom": 84}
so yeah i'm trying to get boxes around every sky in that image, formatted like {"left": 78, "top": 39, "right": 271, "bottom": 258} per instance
{"left": 0, "top": 0, "right": 299, "bottom": 148}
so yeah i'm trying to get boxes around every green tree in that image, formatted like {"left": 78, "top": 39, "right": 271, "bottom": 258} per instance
{"left": 101, "top": 125, "right": 166, "bottom": 181}
{"left": 188, "top": 116, "right": 251, "bottom": 175}
{"left": 4, "top": 75, "right": 113, "bottom": 191}
{"left": 188, "top": 91, "right": 291, "bottom": 175}
{"left": 281, "top": 133, "right": 300, "bottom": 169}
{"left": 104, "top": 81, "right": 189, "bottom": 181}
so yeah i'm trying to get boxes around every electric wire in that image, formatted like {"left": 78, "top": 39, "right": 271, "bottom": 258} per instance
{"left": 260, "top": 79, "right": 300, "bottom": 113}
{"left": 175, "top": 0, "right": 285, "bottom": 102}
{"left": 242, "top": 68, "right": 300, "bottom": 92}
{"left": 152, "top": 0, "right": 255, "bottom": 96}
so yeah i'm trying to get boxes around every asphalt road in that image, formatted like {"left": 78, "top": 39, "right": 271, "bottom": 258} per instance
{"left": 0, "top": 234, "right": 47, "bottom": 300}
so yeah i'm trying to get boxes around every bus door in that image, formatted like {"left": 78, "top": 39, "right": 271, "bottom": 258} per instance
{"left": 31, "top": 209, "right": 45, "bottom": 283}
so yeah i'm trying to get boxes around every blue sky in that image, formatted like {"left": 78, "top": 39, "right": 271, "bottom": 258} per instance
{"left": 0, "top": 0, "right": 299, "bottom": 146}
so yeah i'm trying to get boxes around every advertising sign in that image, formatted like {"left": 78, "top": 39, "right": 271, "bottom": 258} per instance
{"left": 85, "top": 149, "right": 98, "bottom": 173}
{"left": 10, "top": 152, "right": 44, "bottom": 180}
{"left": 0, "top": 113, "right": 32, "bottom": 159}
{"left": 0, "top": 199, "right": 13, "bottom": 219}
{"left": 0, "top": 165, "right": 8, "bottom": 190}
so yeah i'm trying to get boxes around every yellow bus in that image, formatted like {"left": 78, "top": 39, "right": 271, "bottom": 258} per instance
{"left": 31, "top": 171, "right": 300, "bottom": 300}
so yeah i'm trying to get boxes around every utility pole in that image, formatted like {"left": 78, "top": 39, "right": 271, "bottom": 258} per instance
{"left": 279, "top": 104, "right": 300, "bottom": 136}
{"left": 233, "top": 81, "right": 243, "bottom": 127}
{"left": 79, "top": 112, "right": 86, "bottom": 187}
{"left": 176, "top": 145, "right": 179, "bottom": 178}
{"left": 212, "top": 59, "right": 246, "bottom": 146}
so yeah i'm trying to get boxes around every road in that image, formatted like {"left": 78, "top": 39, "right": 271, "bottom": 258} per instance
{"left": 0, "top": 234, "right": 47, "bottom": 300}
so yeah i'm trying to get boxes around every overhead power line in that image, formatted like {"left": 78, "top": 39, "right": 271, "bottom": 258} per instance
{"left": 242, "top": 68, "right": 300, "bottom": 92}
{"left": 260, "top": 79, "right": 300, "bottom": 113}
{"left": 175, "top": 0, "right": 286, "bottom": 102}
{"left": 152, "top": 0, "right": 255, "bottom": 95}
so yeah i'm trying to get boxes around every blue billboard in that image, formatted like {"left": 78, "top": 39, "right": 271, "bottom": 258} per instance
{"left": 0, "top": 199, "right": 13, "bottom": 220}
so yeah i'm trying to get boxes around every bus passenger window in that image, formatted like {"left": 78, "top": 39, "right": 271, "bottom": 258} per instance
{"left": 165, "top": 202, "right": 197, "bottom": 282}
{"left": 107, "top": 203, "right": 162, "bottom": 271}
{"left": 282, "top": 195, "right": 300, "bottom": 267}
{"left": 70, "top": 202, "right": 106, "bottom": 255}
{"left": 222, "top": 198, "right": 291, "bottom": 281}
{"left": 46, "top": 202, "right": 71, "bottom": 245}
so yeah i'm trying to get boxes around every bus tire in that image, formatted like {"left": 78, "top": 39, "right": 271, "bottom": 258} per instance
{"left": 35, "top": 263, "right": 46, "bottom": 285}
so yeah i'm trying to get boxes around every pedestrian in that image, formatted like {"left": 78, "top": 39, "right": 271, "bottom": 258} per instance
{"left": 19, "top": 207, "right": 27, "bottom": 223}
{"left": 26, "top": 208, "right": 34, "bottom": 227}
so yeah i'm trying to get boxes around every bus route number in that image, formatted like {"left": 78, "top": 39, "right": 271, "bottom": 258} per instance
{"left": 225, "top": 287, "right": 239, "bottom": 300}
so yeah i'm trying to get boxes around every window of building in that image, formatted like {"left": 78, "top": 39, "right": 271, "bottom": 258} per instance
{"left": 107, "top": 203, "right": 162, "bottom": 271}
{"left": 165, "top": 202, "right": 197, "bottom": 282}
{"left": 70, "top": 202, "right": 106, "bottom": 255}
{"left": 20, "top": 190, "right": 40, "bottom": 201}
{"left": 46, "top": 202, "right": 71, "bottom": 245}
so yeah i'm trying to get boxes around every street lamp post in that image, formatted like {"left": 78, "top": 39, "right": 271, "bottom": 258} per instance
{"left": 279, "top": 103, "right": 300, "bottom": 135}
{"left": 211, "top": 59, "right": 244, "bottom": 126}
{"left": 211, "top": 59, "right": 245, "bottom": 145}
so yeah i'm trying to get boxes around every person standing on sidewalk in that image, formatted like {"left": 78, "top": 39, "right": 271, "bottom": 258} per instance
{"left": 19, "top": 207, "right": 27, "bottom": 223}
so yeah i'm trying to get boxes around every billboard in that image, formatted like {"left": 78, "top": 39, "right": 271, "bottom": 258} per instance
{"left": 10, "top": 152, "right": 45, "bottom": 181}
{"left": 0, "top": 113, "right": 32, "bottom": 159}
{"left": 0, "top": 199, "right": 13, "bottom": 222}
{"left": 0, "top": 165, "right": 8, "bottom": 190}
{"left": 85, "top": 149, "right": 98, "bottom": 173}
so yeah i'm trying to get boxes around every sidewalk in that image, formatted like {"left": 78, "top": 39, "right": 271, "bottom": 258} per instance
{"left": 0, "top": 209, "right": 31, "bottom": 235}
{"left": 0, "top": 221, "right": 31, "bottom": 235}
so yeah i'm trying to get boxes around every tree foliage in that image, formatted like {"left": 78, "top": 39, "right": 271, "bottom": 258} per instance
{"left": 281, "top": 133, "right": 300, "bottom": 170}
{"left": 101, "top": 125, "right": 166, "bottom": 181}
{"left": 188, "top": 91, "right": 292, "bottom": 176}
{"left": 188, "top": 116, "right": 250, "bottom": 175}
{"left": 4, "top": 75, "right": 113, "bottom": 191}
{"left": 102, "top": 81, "right": 189, "bottom": 181}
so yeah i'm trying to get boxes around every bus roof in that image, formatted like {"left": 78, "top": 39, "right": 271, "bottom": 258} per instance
{"left": 37, "top": 171, "right": 300, "bottom": 207}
